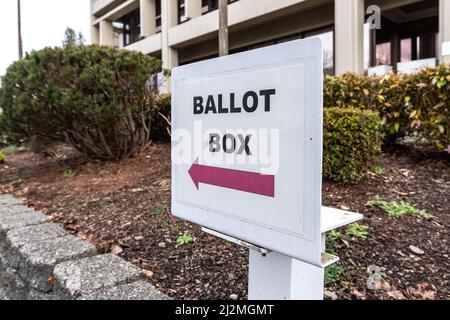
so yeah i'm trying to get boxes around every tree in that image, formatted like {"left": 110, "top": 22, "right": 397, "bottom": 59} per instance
{"left": 63, "top": 27, "right": 85, "bottom": 46}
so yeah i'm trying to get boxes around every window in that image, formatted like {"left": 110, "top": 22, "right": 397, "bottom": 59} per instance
{"left": 113, "top": 9, "right": 141, "bottom": 48}
{"left": 400, "top": 38, "right": 412, "bottom": 62}
{"left": 202, "top": 0, "right": 218, "bottom": 14}
{"left": 112, "top": 21, "right": 125, "bottom": 48}
{"left": 202, "top": 0, "right": 238, "bottom": 14}
{"left": 178, "top": 0, "right": 188, "bottom": 24}
{"left": 155, "top": 0, "right": 162, "bottom": 33}
{"left": 228, "top": 26, "right": 334, "bottom": 75}
{"left": 304, "top": 29, "right": 334, "bottom": 75}
{"left": 123, "top": 9, "right": 141, "bottom": 46}
{"left": 376, "top": 42, "right": 391, "bottom": 65}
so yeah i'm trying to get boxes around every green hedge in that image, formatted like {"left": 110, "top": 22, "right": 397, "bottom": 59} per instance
{"left": 324, "top": 64, "right": 450, "bottom": 152}
{"left": 151, "top": 93, "right": 171, "bottom": 142}
{"left": 323, "top": 107, "right": 383, "bottom": 184}
{"left": 0, "top": 45, "right": 162, "bottom": 160}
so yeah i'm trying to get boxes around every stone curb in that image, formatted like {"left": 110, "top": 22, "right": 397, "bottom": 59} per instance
{"left": 0, "top": 194, "right": 169, "bottom": 300}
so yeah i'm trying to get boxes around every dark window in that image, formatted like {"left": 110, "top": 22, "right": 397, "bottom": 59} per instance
{"left": 155, "top": 0, "right": 162, "bottom": 33}
{"left": 228, "top": 26, "right": 334, "bottom": 75}
{"left": 123, "top": 9, "right": 141, "bottom": 47}
{"left": 112, "top": 21, "right": 124, "bottom": 48}
{"left": 202, "top": 0, "right": 218, "bottom": 14}
{"left": 202, "top": 0, "right": 238, "bottom": 14}
{"left": 113, "top": 9, "right": 141, "bottom": 47}
{"left": 364, "top": 0, "right": 439, "bottom": 70}
{"left": 178, "top": 0, "right": 188, "bottom": 24}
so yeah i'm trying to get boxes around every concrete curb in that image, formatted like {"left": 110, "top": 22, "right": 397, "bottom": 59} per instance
{"left": 0, "top": 194, "right": 169, "bottom": 300}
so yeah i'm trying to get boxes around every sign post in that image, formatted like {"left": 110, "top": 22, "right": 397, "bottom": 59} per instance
{"left": 171, "top": 38, "right": 362, "bottom": 300}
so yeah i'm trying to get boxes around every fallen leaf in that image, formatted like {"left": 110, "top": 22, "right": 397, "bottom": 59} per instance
{"left": 351, "top": 288, "right": 367, "bottom": 300}
{"left": 142, "top": 269, "right": 154, "bottom": 278}
{"left": 341, "top": 239, "right": 350, "bottom": 248}
{"left": 386, "top": 290, "right": 406, "bottom": 300}
{"left": 77, "top": 232, "right": 88, "bottom": 240}
{"left": 375, "top": 280, "right": 392, "bottom": 291}
{"left": 408, "top": 283, "right": 435, "bottom": 300}
{"left": 111, "top": 244, "right": 124, "bottom": 255}
{"left": 47, "top": 276, "right": 56, "bottom": 286}
{"left": 340, "top": 205, "right": 350, "bottom": 211}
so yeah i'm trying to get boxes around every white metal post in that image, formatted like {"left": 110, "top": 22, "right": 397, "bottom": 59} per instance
{"left": 248, "top": 251, "right": 325, "bottom": 300}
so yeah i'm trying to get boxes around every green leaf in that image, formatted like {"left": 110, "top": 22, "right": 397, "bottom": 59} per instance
{"left": 176, "top": 233, "right": 194, "bottom": 245}
{"left": 436, "top": 80, "right": 446, "bottom": 89}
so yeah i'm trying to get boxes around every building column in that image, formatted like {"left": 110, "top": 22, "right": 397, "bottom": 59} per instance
{"left": 90, "top": 0, "right": 99, "bottom": 44}
{"left": 439, "top": 0, "right": 450, "bottom": 64}
{"left": 91, "top": 14, "right": 100, "bottom": 44}
{"left": 141, "top": 0, "right": 156, "bottom": 38}
{"left": 185, "top": 0, "right": 202, "bottom": 19}
{"left": 91, "top": 24, "right": 100, "bottom": 44}
{"left": 335, "top": 0, "right": 365, "bottom": 75}
{"left": 99, "top": 20, "right": 114, "bottom": 46}
{"left": 161, "top": 0, "right": 179, "bottom": 92}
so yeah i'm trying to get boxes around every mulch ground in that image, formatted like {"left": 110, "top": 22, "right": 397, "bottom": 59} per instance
{"left": 0, "top": 143, "right": 449, "bottom": 300}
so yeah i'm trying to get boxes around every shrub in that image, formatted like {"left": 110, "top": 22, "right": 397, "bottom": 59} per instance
{"left": 324, "top": 72, "right": 412, "bottom": 142}
{"left": 151, "top": 93, "right": 171, "bottom": 141}
{"left": 323, "top": 107, "right": 383, "bottom": 184}
{"left": 324, "top": 64, "right": 450, "bottom": 152}
{"left": 0, "top": 150, "right": 5, "bottom": 163}
{"left": 0, "top": 45, "right": 162, "bottom": 160}
{"left": 409, "top": 64, "right": 450, "bottom": 151}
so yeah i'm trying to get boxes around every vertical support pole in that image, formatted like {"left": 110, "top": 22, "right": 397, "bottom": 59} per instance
{"left": 248, "top": 251, "right": 324, "bottom": 300}
{"left": 185, "top": 0, "right": 202, "bottom": 19}
{"left": 91, "top": 24, "right": 100, "bottom": 45}
{"left": 91, "top": 14, "right": 100, "bottom": 45}
{"left": 141, "top": 0, "right": 156, "bottom": 38}
{"left": 90, "top": 0, "right": 99, "bottom": 45}
{"left": 439, "top": 0, "right": 450, "bottom": 64}
{"left": 99, "top": 20, "right": 114, "bottom": 46}
{"left": 335, "top": 0, "right": 365, "bottom": 75}
{"left": 161, "top": 0, "right": 179, "bottom": 93}
{"left": 218, "top": 0, "right": 229, "bottom": 57}
{"left": 411, "top": 36, "right": 418, "bottom": 61}
{"left": 391, "top": 27, "right": 400, "bottom": 71}
{"left": 369, "top": 28, "right": 376, "bottom": 67}
{"left": 17, "top": 0, "right": 23, "bottom": 59}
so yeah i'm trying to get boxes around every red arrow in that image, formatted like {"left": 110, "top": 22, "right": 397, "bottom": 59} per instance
{"left": 188, "top": 160, "right": 275, "bottom": 198}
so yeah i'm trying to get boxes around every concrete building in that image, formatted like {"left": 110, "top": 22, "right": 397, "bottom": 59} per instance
{"left": 90, "top": 0, "right": 450, "bottom": 89}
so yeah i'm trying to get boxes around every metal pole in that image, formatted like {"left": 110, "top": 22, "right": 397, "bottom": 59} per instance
{"left": 17, "top": 0, "right": 23, "bottom": 59}
{"left": 248, "top": 251, "right": 325, "bottom": 300}
{"left": 218, "top": 0, "right": 229, "bottom": 56}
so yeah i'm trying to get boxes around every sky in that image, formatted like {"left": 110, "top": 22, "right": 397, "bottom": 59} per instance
{"left": 0, "top": 0, "right": 91, "bottom": 77}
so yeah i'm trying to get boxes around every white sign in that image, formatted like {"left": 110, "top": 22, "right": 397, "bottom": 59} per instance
{"left": 171, "top": 38, "right": 324, "bottom": 266}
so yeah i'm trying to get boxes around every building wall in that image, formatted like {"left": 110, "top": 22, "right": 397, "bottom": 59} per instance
{"left": 90, "top": 0, "right": 450, "bottom": 90}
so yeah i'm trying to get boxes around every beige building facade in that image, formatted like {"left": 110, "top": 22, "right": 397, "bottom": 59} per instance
{"left": 90, "top": 0, "right": 450, "bottom": 89}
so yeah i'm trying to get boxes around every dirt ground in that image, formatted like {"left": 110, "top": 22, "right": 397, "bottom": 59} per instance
{"left": 0, "top": 143, "right": 449, "bottom": 300}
